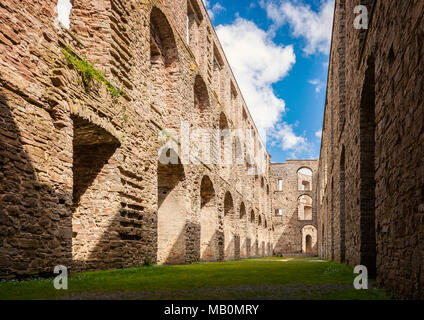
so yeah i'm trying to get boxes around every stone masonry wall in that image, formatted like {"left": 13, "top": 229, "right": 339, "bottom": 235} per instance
{"left": 0, "top": 0, "right": 273, "bottom": 278}
{"left": 271, "top": 160, "right": 318, "bottom": 255}
{"left": 318, "top": 0, "right": 424, "bottom": 299}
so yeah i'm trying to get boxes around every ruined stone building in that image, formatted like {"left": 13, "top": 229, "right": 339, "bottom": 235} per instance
{"left": 317, "top": 0, "right": 424, "bottom": 299}
{"left": 271, "top": 160, "right": 318, "bottom": 256}
{"left": 0, "top": 0, "right": 274, "bottom": 277}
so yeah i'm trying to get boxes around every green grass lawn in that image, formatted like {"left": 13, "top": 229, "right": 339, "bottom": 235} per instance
{"left": 0, "top": 257, "right": 391, "bottom": 300}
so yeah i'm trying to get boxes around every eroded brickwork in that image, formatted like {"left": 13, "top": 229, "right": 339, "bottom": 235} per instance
{"left": 318, "top": 0, "right": 424, "bottom": 299}
{"left": 0, "top": 0, "right": 273, "bottom": 278}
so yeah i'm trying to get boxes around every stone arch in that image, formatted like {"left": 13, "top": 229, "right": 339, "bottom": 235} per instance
{"left": 234, "top": 135, "right": 244, "bottom": 165}
{"left": 219, "top": 112, "right": 232, "bottom": 180}
{"left": 150, "top": 7, "right": 180, "bottom": 128}
{"left": 239, "top": 202, "right": 246, "bottom": 219}
{"left": 157, "top": 148, "right": 188, "bottom": 264}
{"left": 247, "top": 209, "right": 255, "bottom": 257}
{"left": 258, "top": 214, "right": 262, "bottom": 227}
{"left": 223, "top": 191, "right": 236, "bottom": 260}
{"left": 193, "top": 74, "right": 210, "bottom": 128}
{"left": 306, "top": 235, "right": 312, "bottom": 253}
{"left": 150, "top": 7, "right": 178, "bottom": 68}
{"left": 71, "top": 116, "right": 122, "bottom": 269}
{"left": 250, "top": 210, "right": 255, "bottom": 223}
{"left": 200, "top": 175, "right": 219, "bottom": 261}
{"left": 302, "top": 225, "right": 317, "bottom": 254}
{"left": 298, "top": 194, "right": 313, "bottom": 220}
{"left": 297, "top": 167, "right": 313, "bottom": 191}
{"left": 239, "top": 202, "right": 248, "bottom": 258}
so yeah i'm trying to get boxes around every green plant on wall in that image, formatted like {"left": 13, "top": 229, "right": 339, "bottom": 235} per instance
{"left": 62, "top": 45, "right": 125, "bottom": 98}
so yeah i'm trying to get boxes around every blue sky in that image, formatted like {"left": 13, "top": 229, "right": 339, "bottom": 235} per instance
{"left": 204, "top": 0, "right": 335, "bottom": 163}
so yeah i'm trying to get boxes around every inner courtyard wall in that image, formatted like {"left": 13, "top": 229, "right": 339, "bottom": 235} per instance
{"left": 271, "top": 160, "right": 318, "bottom": 255}
{"left": 318, "top": 0, "right": 424, "bottom": 299}
{"left": 0, "top": 0, "right": 273, "bottom": 278}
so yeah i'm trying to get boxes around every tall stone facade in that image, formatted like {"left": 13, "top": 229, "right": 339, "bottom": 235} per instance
{"left": 318, "top": 0, "right": 424, "bottom": 299}
{"left": 0, "top": 0, "right": 274, "bottom": 278}
{"left": 271, "top": 160, "right": 318, "bottom": 256}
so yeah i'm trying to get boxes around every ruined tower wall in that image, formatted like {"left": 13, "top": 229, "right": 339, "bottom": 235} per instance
{"left": 318, "top": 0, "right": 424, "bottom": 299}
{"left": 271, "top": 160, "right": 318, "bottom": 255}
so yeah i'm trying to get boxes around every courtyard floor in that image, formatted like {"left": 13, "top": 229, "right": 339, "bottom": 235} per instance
{"left": 0, "top": 257, "right": 391, "bottom": 300}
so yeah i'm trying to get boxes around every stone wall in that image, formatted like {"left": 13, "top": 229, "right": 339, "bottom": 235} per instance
{"left": 271, "top": 160, "right": 318, "bottom": 255}
{"left": 0, "top": 0, "right": 273, "bottom": 278}
{"left": 318, "top": 0, "right": 424, "bottom": 299}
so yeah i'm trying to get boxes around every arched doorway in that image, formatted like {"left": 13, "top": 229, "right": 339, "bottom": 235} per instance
{"left": 200, "top": 176, "right": 219, "bottom": 261}
{"left": 306, "top": 235, "right": 312, "bottom": 253}
{"left": 157, "top": 149, "right": 187, "bottom": 264}
{"left": 224, "top": 191, "right": 235, "bottom": 260}
{"left": 302, "top": 225, "right": 317, "bottom": 254}
{"left": 239, "top": 202, "right": 247, "bottom": 258}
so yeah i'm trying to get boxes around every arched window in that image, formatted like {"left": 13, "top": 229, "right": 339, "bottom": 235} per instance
{"left": 150, "top": 7, "right": 179, "bottom": 128}
{"left": 297, "top": 167, "right": 312, "bottom": 191}
{"left": 194, "top": 75, "right": 209, "bottom": 127}
{"left": 239, "top": 202, "right": 246, "bottom": 219}
{"left": 298, "top": 195, "right": 313, "bottom": 220}
{"left": 219, "top": 112, "right": 232, "bottom": 180}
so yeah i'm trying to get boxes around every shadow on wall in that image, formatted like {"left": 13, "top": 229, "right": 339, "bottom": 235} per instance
{"left": 0, "top": 89, "right": 72, "bottom": 278}
{"left": 0, "top": 87, "right": 158, "bottom": 277}
{"left": 274, "top": 207, "right": 317, "bottom": 255}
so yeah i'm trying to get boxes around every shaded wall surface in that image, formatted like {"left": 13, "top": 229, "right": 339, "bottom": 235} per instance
{"left": 318, "top": 0, "right": 424, "bottom": 299}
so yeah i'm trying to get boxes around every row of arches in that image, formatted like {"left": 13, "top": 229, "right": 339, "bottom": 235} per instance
{"left": 151, "top": 6, "right": 268, "bottom": 175}
{"left": 151, "top": 6, "right": 272, "bottom": 264}
{"left": 158, "top": 166, "right": 273, "bottom": 264}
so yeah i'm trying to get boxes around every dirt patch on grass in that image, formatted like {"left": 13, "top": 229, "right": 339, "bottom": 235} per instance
{"left": 61, "top": 283, "right": 365, "bottom": 300}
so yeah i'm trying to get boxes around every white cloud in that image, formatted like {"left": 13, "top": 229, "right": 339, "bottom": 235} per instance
{"left": 262, "top": 0, "right": 335, "bottom": 55}
{"left": 216, "top": 18, "right": 297, "bottom": 145}
{"left": 315, "top": 129, "right": 322, "bottom": 138}
{"left": 309, "top": 78, "right": 325, "bottom": 93}
{"left": 203, "top": 1, "right": 226, "bottom": 20}
{"left": 269, "top": 122, "right": 308, "bottom": 152}
{"left": 55, "top": 0, "right": 72, "bottom": 29}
